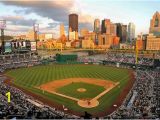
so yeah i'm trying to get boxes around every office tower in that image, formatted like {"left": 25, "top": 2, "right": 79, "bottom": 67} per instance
{"left": 69, "top": 13, "right": 78, "bottom": 41}
{"left": 60, "top": 23, "right": 65, "bottom": 37}
{"left": 122, "top": 25, "right": 127, "bottom": 43}
{"left": 128, "top": 22, "right": 135, "bottom": 42}
{"left": 101, "top": 19, "right": 111, "bottom": 34}
{"left": 149, "top": 11, "right": 160, "bottom": 36}
{"left": 69, "top": 13, "right": 78, "bottom": 32}
{"left": 146, "top": 33, "right": 160, "bottom": 50}
{"left": 101, "top": 19, "right": 116, "bottom": 35}
{"left": 94, "top": 19, "right": 100, "bottom": 45}
{"left": 146, "top": 11, "right": 160, "bottom": 50}
{"left": 94, "top": 19, "right": 100, "bottom": 33}
{"left": 116, "top": 23, "right": 127, "bottom": 43}
{"left": 110, "top": 23, "right": 117, "bottom": 36}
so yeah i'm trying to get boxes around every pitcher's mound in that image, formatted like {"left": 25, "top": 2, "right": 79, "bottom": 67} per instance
{"left": 78, "top": 99, "right": 99, "bottom": 108}
{"left": 77, "top": 88, "right": 86, "bottom": 92}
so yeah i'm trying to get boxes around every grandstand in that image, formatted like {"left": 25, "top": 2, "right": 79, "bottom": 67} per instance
{"left": 0, "top": 50, "right": 159, "bottom": 119}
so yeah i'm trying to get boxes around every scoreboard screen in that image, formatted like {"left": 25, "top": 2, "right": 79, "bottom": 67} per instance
{"left": 4, "top": 42, "right": 12, "bottom": 53}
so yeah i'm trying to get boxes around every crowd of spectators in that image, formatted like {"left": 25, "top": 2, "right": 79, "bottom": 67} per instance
{"left": 0, "top": 52, "right": 159, "bottom": 119}
{"left": 0, "top": 53, "right": 41, "bottom": 73}
{"left": 0, "top": 53, "right": 80, "bottom": 119}
{"left": 104, "top": 53, "right": 153, "bottom": 66}
{"left": 0, "top": 76, "right": 79, "bottom": 119}
{"left": 108, "top": 69, "right": 160, "bottom": 119}
{"left": 78, "top": 52, "right": 154, "bottom": 67}
{"left": 78, "top": 52, "right": 159, "bottom": 119}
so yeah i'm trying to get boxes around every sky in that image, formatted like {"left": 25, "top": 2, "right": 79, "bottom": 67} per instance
{"left": 0, "top": 0, "right": 160, "bottom": 38}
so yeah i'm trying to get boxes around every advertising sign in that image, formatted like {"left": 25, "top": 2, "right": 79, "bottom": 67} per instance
{"left": 4, "top": 42, "right": 12, "bottom": 53}
{"left": 26, "top": 41, "right": 31, "bottom": 50}
{"left": 22, "top": 41, "right": 26, "bottom": 47}
{"left": 31, "top": 41, "right": 36, "bottom": 51}
{"left": 19, "top": 41, "right": 26, "bottom": 48}
{"left": 116, "top": 63, "right": 120, "bottom": 68}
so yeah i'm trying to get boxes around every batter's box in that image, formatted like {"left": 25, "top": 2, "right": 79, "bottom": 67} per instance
{"left": 36, "top": 78, "right": 119, "bottom": 108}
{"left": 56, "top": 82, "right": 105, "bottom": 99}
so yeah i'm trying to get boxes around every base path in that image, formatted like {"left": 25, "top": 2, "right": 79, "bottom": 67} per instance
{"left": 92, "top": 82, "right": 119, "bottom": 100}
{"left": 3, "top": 69, "right": 135, "bottom": 117}
{"left": 78, "top": 99, "right": 99, "bottom": 108}
{"left": 37, "top": 78, "right": 119, "bottom": 108}
{"left": 48, "top": 90, "right": 79, "bottom": 101}
{"left": 38, "top": 78, "right": 116, "bottom": 91}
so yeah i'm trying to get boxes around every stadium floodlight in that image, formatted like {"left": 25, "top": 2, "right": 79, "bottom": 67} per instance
{"left": 0, "top": 20, "right": 6, "bottom": 29}
{"left": 33, "top": 23, "right": 39, "bottom": 52}
{"left": 34, "top": 23, "right": 39, "bottom": 32}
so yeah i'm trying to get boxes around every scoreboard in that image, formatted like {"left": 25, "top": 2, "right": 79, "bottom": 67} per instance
{"left": 0, "top": 40, "right": 36, "bottom": 54}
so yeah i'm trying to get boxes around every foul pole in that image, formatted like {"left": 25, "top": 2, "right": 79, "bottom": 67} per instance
{"left": 135, "top": 40, "right": 139, "bottom": 65}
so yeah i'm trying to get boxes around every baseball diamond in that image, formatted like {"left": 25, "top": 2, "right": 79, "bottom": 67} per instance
{"left": 5, "top": 64, "right": 134, "bottom": 116}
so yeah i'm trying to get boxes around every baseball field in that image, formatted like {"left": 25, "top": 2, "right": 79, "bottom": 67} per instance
{"left": 5, "top": 64, "right": 134, "bottom": 116}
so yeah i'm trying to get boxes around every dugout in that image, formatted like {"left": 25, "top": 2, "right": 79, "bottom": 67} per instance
{"left": 56, "top": 54, "right": 78, "bottom": 63}
{"left": 41, "top": 59, "right": 50, "bottom": 65}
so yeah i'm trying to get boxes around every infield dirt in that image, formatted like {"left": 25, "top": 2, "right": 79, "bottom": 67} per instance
{"left": 4, "top": 69, "right": 135, "bottom": 117}
{"left": 37, "top": 78, "right": 119, "bottom": 108}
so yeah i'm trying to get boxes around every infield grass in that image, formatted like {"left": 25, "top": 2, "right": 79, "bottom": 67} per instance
{"left": 6, "top": 64, "right": 132, "bottom": 114}
{"left": 57, "top": 82, "right": 105, "bottom": 99}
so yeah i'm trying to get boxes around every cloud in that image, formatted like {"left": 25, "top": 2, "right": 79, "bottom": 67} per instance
{"left": 0, "top": 0, "right": 95, "bottom": 35}
{"left": 48, "top": 22, "right": 60, "bottom": 29}
{"left": 79, "top": 13, "right": 94, "bottom": 31}
{"left": 1, "top": 15, "right": 23, "bottom": 21}
{"left": 38, "top": 23, "right": 60, "bottom": 38}
{"left": 4, "top": 24, "right": 31, "bottom": 36}
{"left": 0, "top": 15, "right": 36, "bottom": 26}
{"left": 79, "top": 14, "right": 94, "bottom": 24}
{"left": 1, "top": 0, "right": 74, "bottom": 23}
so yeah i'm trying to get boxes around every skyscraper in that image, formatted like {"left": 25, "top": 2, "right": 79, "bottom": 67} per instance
{"left": 60, "top": 23, "right": 65, "bottom": 37}
{"left": 122, "top": 25, "right": 127, "bottom": 43}
{"left": 128, "top": 22, "right": 135, "bottom": 42}
{"left": 94, "top": 19, "right": 100, "bottom": 33}
{"left": 94, "top": 19, "right": 100, "bottom": 45}
{"left": 146, "top": 12, "right": 160, "bottom": 51}
{"left": 101, "top": 19, "right": 111, "bottom": 34}
{"left": 69, "top": 13, "right": 78, "bottom": 41}
{"left": 116, "top": 23, "right": 127, "bottom": 43}
{"left": 149, "top": 11, "right": 160, "bottom": 36}
{"left": 69, "top": 13, "right": 78, "bottom": 32}
{"left": 101, "top": 19, "right": 116, "bottom": 36}
{"left": 110, "top": 23, "right": 117, "bottom": 36}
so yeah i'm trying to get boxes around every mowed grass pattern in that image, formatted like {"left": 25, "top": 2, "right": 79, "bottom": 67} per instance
{"left": 6, "top": 64, "right": 131, "bottom": 114}
{"left": 57, "top": 82, "right": 105, "bottom": 99}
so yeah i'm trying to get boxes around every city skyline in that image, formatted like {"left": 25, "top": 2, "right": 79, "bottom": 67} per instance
{"left": 0, "top": 0, "right": 160, "bottom": 38}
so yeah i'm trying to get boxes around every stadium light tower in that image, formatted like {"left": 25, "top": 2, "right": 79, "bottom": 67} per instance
{"left": 33, "top": 23, "right": 39, "bottom": 51}
{"left": 0, "top": 20, "right": 6, "bottom": 54}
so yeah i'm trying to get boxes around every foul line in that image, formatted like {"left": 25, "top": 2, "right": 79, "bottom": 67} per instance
{"left": 39, "top": 82, "right": 119, "bottom": 103}
{"left": 36, "top": 80, "right": 119, "bottom": 103}
{"left": 92, "top": 82, "right": 119, "bottom": 101}
{"left": 47, "top": 90, "right": 79, "bottom": 101}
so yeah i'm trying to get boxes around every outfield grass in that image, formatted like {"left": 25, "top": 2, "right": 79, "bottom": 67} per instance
{"left": 57, "top": 82, "right": 105, "bottom": 99}
{"left": 6, "top": 64, "right": 131, "bottom": 114}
